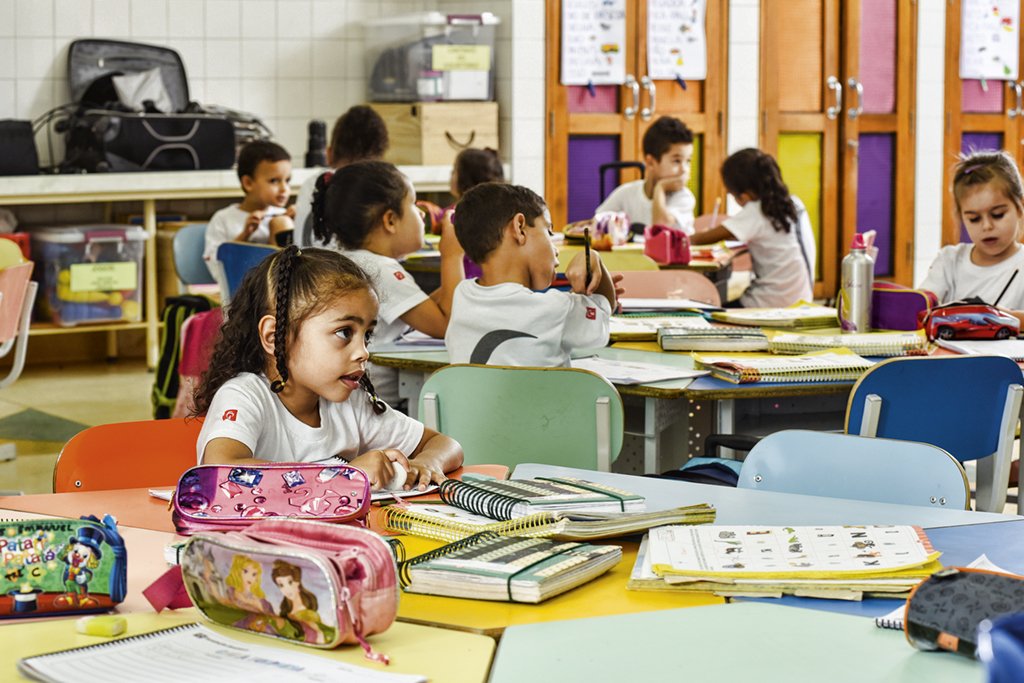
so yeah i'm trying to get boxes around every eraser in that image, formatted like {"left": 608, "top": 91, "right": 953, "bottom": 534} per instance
{"left": 76, "top": 615, "right": 127, "bottom": 637}
{"left": 386, "top": 461, "right": 407, "bottom": 490}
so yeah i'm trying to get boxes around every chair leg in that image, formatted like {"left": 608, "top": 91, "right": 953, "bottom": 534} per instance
{"left": 857, "top": 394, "right": 882, "bottom": 437}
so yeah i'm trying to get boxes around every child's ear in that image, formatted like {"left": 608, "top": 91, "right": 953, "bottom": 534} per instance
{"left": 643, "top": 153, "right": 658, "bottom": 169}
{"left": 257, "top": 314, "right": 277, "bottom": 355}
{"left": 381, "top": 208, "right": 398, "bottom": 235}
{"left": 240, "top": 175, "right": 254, "bottom": 193}
{"left": 508, "top": 213, "right": 528, "bottom": 245}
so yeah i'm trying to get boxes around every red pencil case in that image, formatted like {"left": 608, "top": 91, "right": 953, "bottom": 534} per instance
{"left": 643, "top": 224, "right": 691, "bottom": 265}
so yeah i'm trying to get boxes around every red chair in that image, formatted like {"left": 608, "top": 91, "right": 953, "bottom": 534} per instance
{"left": 53, "top": 418, "right": 203, "bottom": 492}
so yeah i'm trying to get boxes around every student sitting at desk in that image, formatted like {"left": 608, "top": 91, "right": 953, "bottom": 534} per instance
{"left": 919, "top": 150, "right": 1024, "bottom": 324}
{"left": 446, "top": 182, "right": 619, "bottom": 365}
{"left": 689, "top": 148, "right": 815, "bottom": 308}
{"left": 446, "top": 147, "right": 506, "bottom": 279}
{"left": 595, "top": 115, "right": 696, "bottom": 232}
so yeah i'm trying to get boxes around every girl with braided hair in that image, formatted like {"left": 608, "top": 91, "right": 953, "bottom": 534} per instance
{"left": 689, "top": 148, "right": 816, "bottom": 307}
{"left": 192, "top": 246, "right": 463, "bottom": 490}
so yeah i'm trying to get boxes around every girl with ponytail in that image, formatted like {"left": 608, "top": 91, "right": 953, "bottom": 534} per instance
{"left": 192, "top": 246, "right": 463, "bottom": 490}
{"left": 690, "top": 148, "right": 816, "bottom": 307}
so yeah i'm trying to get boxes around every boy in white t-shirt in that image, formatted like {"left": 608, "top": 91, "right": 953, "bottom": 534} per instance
{"left": 595, "top": 116, "right": 697, "bottom": 232}
{"left": 204, "top": 141, "right": 296, "bottom": 290}
{"left": 446, "top": 183, "right": 618, "bottom": 366}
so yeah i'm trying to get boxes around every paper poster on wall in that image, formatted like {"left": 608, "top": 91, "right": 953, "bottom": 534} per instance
{"left": 960, "top": 0, "right": 1019, "bottom": 81}
{"left": 648, "top": 0, "right": 707, "bottom": 81}
{"left": 561, "top": 0, "right": 627, "bottom": 86}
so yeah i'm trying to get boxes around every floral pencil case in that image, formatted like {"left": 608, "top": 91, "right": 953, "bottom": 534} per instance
{"left": 172, "top": 463, "right": 371, "bottom": 535}
{"left": 179, "top": 518, "right": 399, "bottom": 661}
{"left": 0, "top": 515, "right": 126, "bottom": 618}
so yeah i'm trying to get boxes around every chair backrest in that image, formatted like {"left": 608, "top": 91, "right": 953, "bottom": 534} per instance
{"left": 53, "top": 418, "right": 204, "bottom": 492}
{"left": 738, "top": 430, "right": 970, "bottom": 509}
{"left": 0, "top": 262, "right": 33, "bottom": 344}
{"left": 419, "top": 364, "right": 625, "bottom": 471}
{"left": 0, "top": 238, "right": 26, "bottom": 269}
{"left": 598, "top": 161, "right": 645, "bottom": 202}
{"left": 617, "top": 270, "right": 721, "bottom": 306}
{"left": 557, "top": 245, "right": 659, "bottom": 272}
{"left": 845, "top": 355, "right": 1023, "bottom": 512}
{"left": 172, "top": 224, "right": 215, "bottom": 286}
{"left": 216, "top": 242, "right": 277, "bottom": 300}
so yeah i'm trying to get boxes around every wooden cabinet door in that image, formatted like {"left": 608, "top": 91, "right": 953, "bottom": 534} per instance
{"left": 942, "top": 0, "right": 1024, "bottom": 247}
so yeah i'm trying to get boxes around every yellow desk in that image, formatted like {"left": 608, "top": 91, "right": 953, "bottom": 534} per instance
{"left": 1, "top": 610, "right": 496, "bottom": 683}
{"left": 395, "top": 536, "right": 723, "bottom": 637}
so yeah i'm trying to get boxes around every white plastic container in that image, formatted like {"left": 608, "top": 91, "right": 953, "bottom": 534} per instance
{"left": 364, "top": 12, "right": 500, "bottom": 102}
{"left": 30, "top": 225, "right": 146, "bottom": 327}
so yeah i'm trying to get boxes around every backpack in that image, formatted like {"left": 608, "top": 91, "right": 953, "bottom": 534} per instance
{"left": 152, "top": 295, "right": 212, "bottom": 419}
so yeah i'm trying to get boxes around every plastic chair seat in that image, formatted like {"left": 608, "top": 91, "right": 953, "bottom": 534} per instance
{"left": 172, "top": 224, "right": 215, "bottom": 287}
{"left": 216, "top": 242, "right": 277, "bottom": 303}
{"left": 617, "top": 269, "right": 721, "bottom": 306}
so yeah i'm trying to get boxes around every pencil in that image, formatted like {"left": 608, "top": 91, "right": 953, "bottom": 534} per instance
{"left": 710, "top": 197, "right": 721, "bottom": 228}
{"left": 993, "top": 269, "right": 1018, "bottom": 308}
{"left": 584, "top": 227, "right": 592, "bottom": 290}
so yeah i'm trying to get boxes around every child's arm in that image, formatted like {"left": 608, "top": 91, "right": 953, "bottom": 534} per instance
{"left": 234, "top": 211, "right": 265, "bottom": 243}
{"left": 400, "top": 211, "right": 465, "bottom": 338}
{"left": 651, "top": 177, "right": 687, "bottom": 227}
{"left": 407, "top": 427, "right": 464, "bottom": 490}
{"left": 200, "top": 437, "right": 270, "bottom": 465}
{"left": 689, "top": 224, "right": 737, "bottom": 245}
{"left": 565, "top": 251, "right": 619, "bottom": 308}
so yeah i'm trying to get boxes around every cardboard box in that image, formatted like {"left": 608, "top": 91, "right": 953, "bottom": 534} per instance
{"left": 371, "top": 101, "right": 498, "bottom": 166}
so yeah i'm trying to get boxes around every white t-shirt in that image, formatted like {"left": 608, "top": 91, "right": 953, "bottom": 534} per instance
{"left": 446, "top": 280, "right": 612, "bottom": 366}
{"left": 595, "top": 180, "right": 696, "bottom": 233}
{"left": 724, "top": 197, "right": 816, "bottom": 308}
{"left": 342, "top": 248, "right": 430, "bottom": 404}
{"left": 203, "top": 204, "right": 273, "bottom": 290}
{"left": 196, "top": 372, "right": 424, "bottom": 464}
{"left": 919, "top": 242, "right": 1024, "bottom": 308}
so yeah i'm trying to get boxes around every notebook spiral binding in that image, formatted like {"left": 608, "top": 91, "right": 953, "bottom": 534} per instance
{"left": 26, "top": 624, "right": 200, "bottom": 659}
{"left": 438, "top": 480, "right": 522, "bottom": 520}
{"left": 398, "top": 531, "right": 501, "bottom": 587}
{"left": 380, "top": 505, "right": 559, "bottom": 540}
{"left": 874, "top": 614, "right": 905, "bottom": 631}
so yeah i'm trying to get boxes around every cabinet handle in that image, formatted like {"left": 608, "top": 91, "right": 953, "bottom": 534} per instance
{"left": 1009, "top": 82, "right": 1023, "bottom": 119}
{"left": 825, "top": 75, "right": 843, "bottom": 120}
{"left": 624, "top": 75, "right": 639, "bottom": 120}
{"left": 640, "top": 76, "right": 656, "bottom": 121}
{"left": 847, "top": 77, "right": 863, "bottom": 119}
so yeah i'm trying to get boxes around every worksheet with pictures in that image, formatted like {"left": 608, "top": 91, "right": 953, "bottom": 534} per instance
{"left": 646, "top": 525, "right": 937, "bottom": 576}
{"left": 561, "top": 0, "right": 627, "bottom": 85}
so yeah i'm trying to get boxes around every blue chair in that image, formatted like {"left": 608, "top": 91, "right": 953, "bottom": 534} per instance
{"left": 846, "top": 356, "right": 1023, "bottom": 513}
{"left": 172, "top": 224, "right": 215, "bottom": 289}
{"left": 419, "top": 364, "right": 624, "bottom": 471}
{"left": 737, "top": 430, "right": 970, "bottom": 509}
{"left": 215, "top": 242, "right": 277, "bottom": 303}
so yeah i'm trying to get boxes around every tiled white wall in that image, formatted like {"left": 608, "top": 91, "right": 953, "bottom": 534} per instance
{"left": 726, "top": 0, "right": 759, "bottom": 214}
{"left": 0, "top": 0, "right": 545, "bottom": 191}
{"left": 913, "top": 1, "right": 946, "bottom": 285}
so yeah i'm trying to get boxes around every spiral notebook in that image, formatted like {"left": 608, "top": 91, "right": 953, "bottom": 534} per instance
{"left": 435, "top": 476, "right": 645, "bottom": 520}
{"left": 709, "top": 301, "right": 839, "bottom": 329}
{"left": 693, "top": 349, "right": 874, "bottom": 384}
{"left": 658, "top": 325, "right": 770, "bottom": 352}
{"left": 378, "top": 502, "right": 715, "bottom": 543}
{"left": 399, "top": 532, "right": 622, "bottom": 603}
{"left": 767, "top": 331, "right": 929, "bottom": 357}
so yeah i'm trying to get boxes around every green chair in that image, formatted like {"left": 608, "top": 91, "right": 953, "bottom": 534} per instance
{"left": 419, "top": 364, "right": 624, "bottom": 471}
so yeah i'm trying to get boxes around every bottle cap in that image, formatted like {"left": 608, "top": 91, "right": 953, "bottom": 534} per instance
{"left": 851, "top": 233, "right": 868, "bottom": 250}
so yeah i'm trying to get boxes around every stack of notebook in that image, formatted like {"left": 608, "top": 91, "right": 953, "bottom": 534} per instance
{"left": 629, "top": 524, "right": 942, "bottom": 599}
{"left": 611, "top": 314, "right": 710, "bottom": 342}
{"left": 710, "top": 302, "right": 839, "bottom": 329}
{"left": 767, "top": 331, "right": 929, "bottom": 357}
{"left": 400, "top": 532, "right": 622, "bottom": 603}
{"left": 692, "top": 349, "right": 874, "bottom": 383}
{"left": 658, "top": 325, "right": 769, "bottom": 352}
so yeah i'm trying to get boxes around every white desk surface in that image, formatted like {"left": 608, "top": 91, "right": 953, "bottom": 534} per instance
{"left": 512, "top": 464, "right": 1014, "bottom": 528}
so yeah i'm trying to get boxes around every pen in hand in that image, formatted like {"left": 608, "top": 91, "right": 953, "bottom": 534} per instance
{"left": 993, "top": 269, "right": 1019, "bottom": 308}
{"left": 584, "top": 226, "right": 593, "bottom": 291}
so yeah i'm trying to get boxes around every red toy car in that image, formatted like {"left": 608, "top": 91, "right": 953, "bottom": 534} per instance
{"left": 922, "top": 303, "right": 1021, "bottom": 341}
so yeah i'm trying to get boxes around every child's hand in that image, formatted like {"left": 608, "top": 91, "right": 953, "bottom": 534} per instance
{"left": 438, "top": 209, "right": 464, "bottom": 258}
{"left": 284, "top": 204, "right": 296, "bottom": 220}
{"left": 566, "top": 250, "right": 601, "bottom": 295}
{"left": 242, "top": 210, "right": 265, "bottom": 240}
{"left": 611, "top": 271, "right": 625, "bottom": 298}
{"left": 656, "top": 175, "right": 687, "bottom": 195}
{"left": 348, "top": 448, "right": 412, "bottom": 490}
{"left": 406, "top": 459, "right": 447, "bottom": 490}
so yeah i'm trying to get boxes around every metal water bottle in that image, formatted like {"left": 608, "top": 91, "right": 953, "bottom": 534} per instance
{"left": 840, "top": 233, "right": 874, "bottom": 332}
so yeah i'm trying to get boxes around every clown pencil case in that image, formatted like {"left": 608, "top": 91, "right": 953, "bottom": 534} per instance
{"left": 0, "top": 515, "right": 126, "bottom": 618}
{"left": 179, "top": 518, "right": 399, "bottom": 661}
{"left": 172, "top": 463, "right": 371, "bottom": 535}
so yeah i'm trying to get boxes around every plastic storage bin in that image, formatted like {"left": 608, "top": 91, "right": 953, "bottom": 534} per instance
{"left": 30, "top": 225, "right": 146, "bottom": 326}
{"left": 365, "top": 12, "right": 500, "bottom": 102}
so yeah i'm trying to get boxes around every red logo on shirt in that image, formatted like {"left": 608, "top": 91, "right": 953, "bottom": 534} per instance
{"left": 222, "top": 409, "right": 238, "bottom": 422}
{"left": 586, "top": 307, "right": 596, "bottom": 320}
{"left": 393, "top": 271, "right": 405, "bottom": 281}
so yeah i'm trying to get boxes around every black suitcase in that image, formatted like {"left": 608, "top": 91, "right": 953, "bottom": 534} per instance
{"left": 58, "top": 39, "right": 261, "bottom": 173}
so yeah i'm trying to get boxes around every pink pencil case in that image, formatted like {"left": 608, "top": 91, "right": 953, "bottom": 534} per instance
{"left": 172, "top": 463, "right": 371, "bottom": 535}
{"left": 643, "top": 224, "right": 691, "bottom": 265}
{"left": 179, "top": 519, "right": 399, "bottom": 661}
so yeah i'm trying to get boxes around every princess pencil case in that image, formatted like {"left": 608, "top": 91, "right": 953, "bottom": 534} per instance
{"left": 0, "top": 515, "right": 126, "bottom": 618}
{"left": 172, "top": 463, "right": 371, "bottom": 534}
{"left": 179, "top": 518, "right": 399, "bottom": 661}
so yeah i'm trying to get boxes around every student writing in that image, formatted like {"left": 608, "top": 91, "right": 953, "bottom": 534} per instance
{"left": 446, "top": 182, "right": 620, "bottom": 366}
{"left": 311, "top": 161, "right": 464, "bottom": 409}
{"left": 193, "top": 247, "right": 463, "bottom": 490}
{"left": 204, "top": 140, "right": 296, "bottom": 291}
{"left": 920, "top": 150, "right": 1024, "bottom": 325}
{"left": 689, "top": 148, "right": 816, "bottom": 308}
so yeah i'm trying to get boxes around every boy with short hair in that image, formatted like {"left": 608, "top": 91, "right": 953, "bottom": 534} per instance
{"left": 445, "top": 182, "right": 617, "bottom": 366}
{"left": 595, "top": 115, "right": 696, "bottom": 231}
{"left": 204, "top": 140, "right": 296, "bottom": 290}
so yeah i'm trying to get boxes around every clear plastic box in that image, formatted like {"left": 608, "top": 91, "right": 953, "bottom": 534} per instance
{"left": 365, "top": 12, "right": 500, "bottom": 102}
{"left": 30, "top": 225, "right": 146, "bottom": 327}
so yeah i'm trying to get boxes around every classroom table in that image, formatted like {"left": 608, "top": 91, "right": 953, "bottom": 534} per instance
{"left": 487, "top": 602, "right": 981, "bottom": 683}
